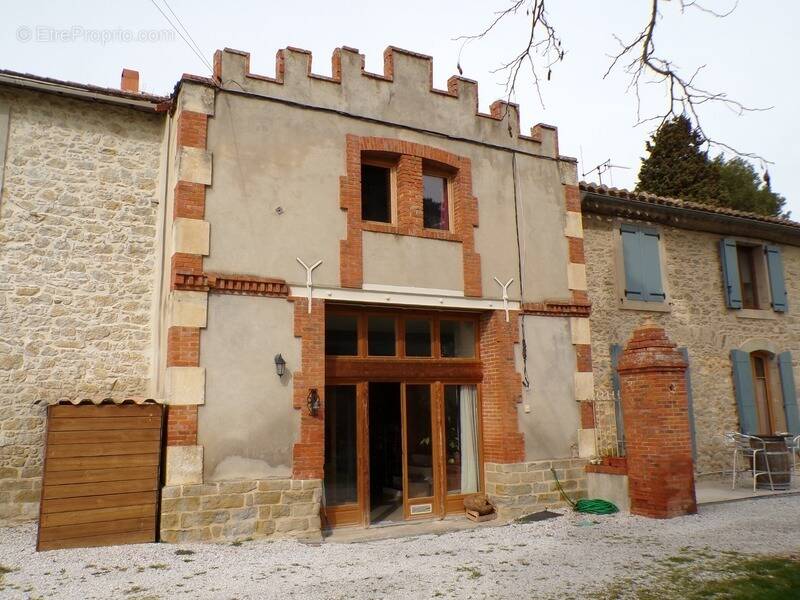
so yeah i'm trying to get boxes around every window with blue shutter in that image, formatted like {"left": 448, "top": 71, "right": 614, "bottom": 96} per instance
{"left": 765, "top": 245, "right": 788, "bottom": 312}
{"left": 778, "top": 351, "right": 800, "bottom": 434}
{"left": 720, "top": 238, "right": 743, "bottom": 309}
{"left": 620, "top": 224, "right": 666, "bottom": 303}
{"left": 731, "top": 349, "right": 758, "bottom": 434}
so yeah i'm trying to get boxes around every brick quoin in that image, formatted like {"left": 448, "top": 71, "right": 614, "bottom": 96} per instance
{"left": 479, "top": 310, "right": 524, "bottom": 463}
{"left": 574, "top": 343, "right": 592, "bottom": 372}
{"left": 580, "top": 401, "right": 595, "bottom": 429}
{"left": 176, "top": 111, "right": 208, "bottom": 149}
{"left": 166, "top": 326, "right": 200, "bottom": 367}
{"left": 291, "top": 297, "right": 326, "bottom": 480}
{"left": 617, "top": 322, "right": 697, "bottom": 519}
{"left": 166, "top": 405, "right": 198, "bottom": 445}
{"left": 174, "top": 181, "right": 206, "bottom": 220}
{"left": 339, "top": 135, "right": 481, "bottom": 295}
{"left": 567, "top": 237, "right": 585, "bottom": 265}
{"left": 564, "top": 184, "right": 581, "bottom": 213}
{"left": 165, "top": 105, "right": 210, "bottom": 453}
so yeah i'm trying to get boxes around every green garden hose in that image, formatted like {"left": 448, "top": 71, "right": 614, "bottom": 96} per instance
{"left": 550, "top": 468, "right": 619, "bottom": 515}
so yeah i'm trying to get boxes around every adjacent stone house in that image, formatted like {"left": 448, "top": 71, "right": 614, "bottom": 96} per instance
{"left": 581, "top": 183, "right": 800, "bottom": 475}
{"left": 0, "top": 70, "right": 167, "bottom": 521}
{"left": 0, "top": 45, "right": 797, "bottom": 542}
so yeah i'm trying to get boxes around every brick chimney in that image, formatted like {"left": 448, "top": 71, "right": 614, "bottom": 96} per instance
{"left": 120, "top": 69, "right": 140, "bottom": 93}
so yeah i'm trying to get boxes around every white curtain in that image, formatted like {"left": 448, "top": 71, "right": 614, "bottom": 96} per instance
{"left": 459, "top": 385, "right": 479, "bottom": 493}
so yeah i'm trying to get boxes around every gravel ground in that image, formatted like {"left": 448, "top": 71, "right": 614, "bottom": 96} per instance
{"left": 2, "top": 496, "right": 799, "bottom": 600}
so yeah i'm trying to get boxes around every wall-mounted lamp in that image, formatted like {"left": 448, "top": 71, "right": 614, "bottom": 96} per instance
{"left": 307, "top": 388, "right": 320, "bottom": 417}
{"left": 274, "top": 354, "right": 286, "bottom": 377}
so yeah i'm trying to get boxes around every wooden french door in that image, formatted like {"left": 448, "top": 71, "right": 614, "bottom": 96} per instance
{"left": 323, "top": 380, "right": 482, "bottom": 528}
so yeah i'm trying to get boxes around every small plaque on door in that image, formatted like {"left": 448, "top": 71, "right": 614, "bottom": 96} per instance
{"left": 409, "top": 503, "right": 432, "bottom": 515}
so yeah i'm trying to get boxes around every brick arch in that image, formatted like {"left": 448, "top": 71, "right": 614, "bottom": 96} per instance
{"left": 339, "top": 135, "right": 481, "bottom": 296}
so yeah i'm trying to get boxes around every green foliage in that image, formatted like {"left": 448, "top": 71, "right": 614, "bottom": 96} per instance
{"left": 636, "top": 116, "right": 722, "bottom": 203}
{"left": 596, "top": 553, "right": 800, "bottom": 600}
{"left": 715, "top": 157, "right": 788, "bottom": 218}
{"left": 636, "top": 116, "right": 788, "bottom": 218}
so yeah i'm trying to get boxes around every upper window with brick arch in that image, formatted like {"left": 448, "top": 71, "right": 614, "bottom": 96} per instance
{"left": 341, "top": 135, "right": 482, "bottom": 296}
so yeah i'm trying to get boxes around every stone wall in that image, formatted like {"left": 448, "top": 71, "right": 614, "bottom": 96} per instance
{"left": 583, "top": 214, "right": 800, "bottom": 474}
{"left": 484, "top": 458, "right": 588, "bottom": 520}
{"left": 160, "top": 479, "right": 322, "bottom": 543}
{"left": 0, "top": 87, "right": 164, "bottom": 521}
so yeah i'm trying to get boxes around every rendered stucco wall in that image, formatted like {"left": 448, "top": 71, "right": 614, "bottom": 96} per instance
{"left": 199, "top": 294, "right": 300, "bottom": 481}
{"left": 517, "top": 316, "right": 580, "bottom": 461}
{"left": 583, "top": 214, "right": 800, "bottom": 474}
{"left": 203, "top": 92, "right": 569, "bottom": 303}
{"left": 0, "top": 87, "right": 163, "bottom": 521}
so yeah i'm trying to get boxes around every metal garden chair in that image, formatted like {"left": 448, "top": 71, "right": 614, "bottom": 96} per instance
{"left": 725, "top": 432, "right": 774, "bottom": 492}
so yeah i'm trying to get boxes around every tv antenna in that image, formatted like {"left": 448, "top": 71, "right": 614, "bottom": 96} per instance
{"left": 582, "top": 159, "right": 630, "bottom": 187}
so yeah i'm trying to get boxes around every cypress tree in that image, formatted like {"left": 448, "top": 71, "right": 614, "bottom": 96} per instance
{"left": 636, "top": 116, "right": 722, "bottom": 203}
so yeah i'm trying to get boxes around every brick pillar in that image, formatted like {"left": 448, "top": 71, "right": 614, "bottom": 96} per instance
{"left": 617, "top": 322, "right": 696, "bottom": 518}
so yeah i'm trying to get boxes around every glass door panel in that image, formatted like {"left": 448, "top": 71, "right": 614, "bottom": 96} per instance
{"left": 324, "top": 385, "right": 358, "bottom": 506}
{"left": 444, "top": 385, "right": 480, "bottom": 495}
{"left": 404, "top": 385, "right": 434, "bottom": 501}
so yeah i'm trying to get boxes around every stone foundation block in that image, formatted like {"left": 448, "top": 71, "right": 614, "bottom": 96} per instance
{"left": 161, "top": 477, "right": 322, "bottom": 543}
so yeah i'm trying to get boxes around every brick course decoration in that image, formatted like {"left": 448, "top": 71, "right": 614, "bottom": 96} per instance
{"left": 173, "top": 270, "right": 289, "bottom": 297}
{"left": 339, "top": 135, "right": 481, "bottom": 296}
{"left": 479, "top": 310, "right": 524, "bottom": 464}
{"left": 290, "top": 297, "right": 326, "bottom": 479}
{"left": 521, "top": 300, "right": 591, "bottom": 318}
{"left": 617, "top": 322, "right": 697, "bottom": 518}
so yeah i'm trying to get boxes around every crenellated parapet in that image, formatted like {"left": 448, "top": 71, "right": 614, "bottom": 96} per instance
{"left": 210, "top": 46, "right": 560, "bottom": 157}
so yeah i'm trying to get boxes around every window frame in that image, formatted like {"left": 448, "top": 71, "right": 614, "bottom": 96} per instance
{"left": 725, "top": 237, "right": 777, "bottom": 320}
{"left": 421, "top": 163, "right": 454, "bottom": 233}
{"left": 613, "top": 219, "right": 671, "bottom": 313}
{"left": 360, "top": 154, "right": 397, "bottom": 226}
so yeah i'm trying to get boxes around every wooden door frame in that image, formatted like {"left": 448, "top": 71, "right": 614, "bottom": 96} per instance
{"left": 323, "top": 305, "right": 485, "bottom": 529}
{"left": 750, "top": 352, "right": 776, "bottom": 435}
{"left": 323, "top": 379, "right": 485, "bottom": 528}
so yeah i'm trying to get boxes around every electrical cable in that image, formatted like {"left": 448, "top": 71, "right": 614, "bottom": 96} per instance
{"left": 148, "top": 0, "right": 214, "bottom": 74}
{"left": 511, "top": 152, "right": 531, "bottom": 389}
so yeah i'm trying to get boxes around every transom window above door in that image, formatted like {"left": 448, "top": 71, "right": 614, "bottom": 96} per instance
{"left": 325, "top": 309, "right": 477, "bottom": 359}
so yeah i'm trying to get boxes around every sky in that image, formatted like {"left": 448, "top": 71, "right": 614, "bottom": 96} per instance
{"left": 3, "top": 1, "right": 797, "bottom": 215}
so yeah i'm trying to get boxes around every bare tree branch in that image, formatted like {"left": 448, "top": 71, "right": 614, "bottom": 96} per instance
{"left": 605, "top": 0, "right": 772, "bottom": 162}
{"left": 458, "top": 0, "right": 771, "bottom": 162}
{"left": 456, "top": 0, "right": 564, "bottom": 114}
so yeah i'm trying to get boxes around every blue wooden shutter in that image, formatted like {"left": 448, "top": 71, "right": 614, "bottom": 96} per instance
{"left": 778, "top": 351, "right": 800, "bottom": 434}
{"left": 610, "top": 343, "right": 625, "bottom": 453}
{"left": 765, "top": 245, "right": 788, "bottom": 312}
{"left": 720, "top": 238, "right": 742, "bottom": 309}
{"left": 640, "top": 227, "right": 666, "bottom": 302}
{"left": 731, "top": 349, "right": 758, "bottom": 434}
{"left": 621, "top": 225, "right": 644, "bottom": 301}
{"left": 679, "top": 347, "right": 697, "bottom": 461}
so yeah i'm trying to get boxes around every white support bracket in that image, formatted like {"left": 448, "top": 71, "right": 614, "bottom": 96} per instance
{"left": 297, "top": 258, "right": 323, "bottom": 314}
{"left": 494, "top": 277, "right": 514, "bottom": 322}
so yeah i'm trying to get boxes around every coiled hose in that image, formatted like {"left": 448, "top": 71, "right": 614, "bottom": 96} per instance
{"left": 550, "top": 468, "right": 619, "bottom": 515}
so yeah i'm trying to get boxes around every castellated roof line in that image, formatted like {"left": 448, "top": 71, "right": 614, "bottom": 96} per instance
{"left": 208, "top": 45, "right": 561, "bottom": 158}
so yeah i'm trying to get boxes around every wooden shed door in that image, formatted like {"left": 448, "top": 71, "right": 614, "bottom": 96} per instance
{"left": 37, "top": 403, "right": 164, "bottom": 551}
